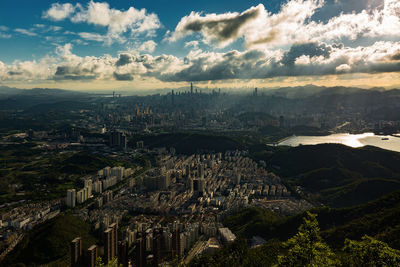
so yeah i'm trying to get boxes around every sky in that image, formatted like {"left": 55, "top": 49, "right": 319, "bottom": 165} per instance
{"left": 1, "top": 0, "right": 400, "bottom": 91}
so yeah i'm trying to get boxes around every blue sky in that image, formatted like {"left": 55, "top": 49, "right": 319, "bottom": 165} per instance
{"left": 1, "top": 0, "right": 400, "bottom": 90}
{"left": 0, "top": 0, "right": 281, "bottom": 63}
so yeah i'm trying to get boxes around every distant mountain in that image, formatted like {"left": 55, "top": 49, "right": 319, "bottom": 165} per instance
{"left": 262, "top": 84, "right": 367, "bottom": 99}
{"left": 0, "top": 86, "right": 94, "bottom": 111}
{"left": 0, "top": 85, "right": 22, "bottom": 95}
{"left": 0, "top": 85, "right": 87, "bottom": 96}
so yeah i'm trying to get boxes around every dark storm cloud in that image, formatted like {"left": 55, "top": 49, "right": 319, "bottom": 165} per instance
{"left": 115, "top": 53, "right": 133, "bottom": 67}
{"left": 54, "top": 66, "right": 97, "bottom": 80}
{"left": 8, "top": 71, "right": 23, "bottom": 76}
{"left": 53, "top": 74, "right": 97, "bottom": 80}
{"left": 391, "top": 52, "right": 400, "bottom": 60}
{"left": 113, "top": 72, "right": 134, "bottom": 81}
{"left": 312, "top": 0, "right": 384, "bottom": 22}
{"left": 182, "top": 6, "right": 261, "bottom": 43}
{"left": 281, "top": 42, "right": 332, "bottom": 66}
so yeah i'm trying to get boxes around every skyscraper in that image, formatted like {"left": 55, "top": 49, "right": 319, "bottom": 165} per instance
{"left": 70, "top": 237, "right": 82, "bottom": 267}
{"left": 190, "top": 82, "right": 193, "bottom": 95}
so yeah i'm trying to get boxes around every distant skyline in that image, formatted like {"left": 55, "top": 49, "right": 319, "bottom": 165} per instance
{"left": 1, "top": 0, "right": 400, "bottom": 90}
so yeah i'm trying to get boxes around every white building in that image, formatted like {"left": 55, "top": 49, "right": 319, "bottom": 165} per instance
{"left": 67, "top": 189, "right": 76, "bottom": 208}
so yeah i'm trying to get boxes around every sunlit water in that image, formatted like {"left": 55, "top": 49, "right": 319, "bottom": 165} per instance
{"left": 278, "top": 133, "right": 400, "bottom": 153}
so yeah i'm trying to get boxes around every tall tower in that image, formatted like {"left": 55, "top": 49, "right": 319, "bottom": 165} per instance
{"left": 254, "top": 87, "right": 258, "bottom": 97}
{"left": 190, "top": 82, "right": 193, "bottom": 95}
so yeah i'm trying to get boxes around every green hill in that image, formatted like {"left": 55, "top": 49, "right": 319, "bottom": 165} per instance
{"left": 56, "top": 152, "right": 121, "bottom": 175}
{"left": 260, "top": 144, "right": 400, "bottom": 207}
{"left": 3, "top": 214, "right": 98, "bottom": 266}
{"left": 223, "top": 190, "right": 400, "bottom": 250}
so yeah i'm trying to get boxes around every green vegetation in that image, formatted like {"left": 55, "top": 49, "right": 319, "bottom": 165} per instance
{"left": 189, "top": 238, "right": 281, "bottom": 267}
{"left": 3, "top": 214, "right": 99, "bottom": 266}
{"left": 342, "top": 236, "right": 400, "bottom": 266}
{"left": 0, "top": 144, "right": 132, "bottom": 204}
{"left": 53, "top": 152, "right": 125, "bottom": 175}
{"left": 260, "top": 144, "right": 400, "bottom": 207}
{"left": 224, "top": 190, "right": 400, "bottom": 250}
{"left": 190, "top": 212, "right": 400, "bottom": 267}
{"left": 96, "top": 257, "right": 120, "bottom": 267}
{"left": 277, "top": 212, "right": 338, "bottom": 266}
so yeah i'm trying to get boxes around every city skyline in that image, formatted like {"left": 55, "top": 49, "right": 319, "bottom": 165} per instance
{"left": 1, "top": 0, "right": 400, "bottom": 90}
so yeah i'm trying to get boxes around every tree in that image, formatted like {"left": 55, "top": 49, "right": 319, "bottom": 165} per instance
{"left": 96, "top": 257, "right": 121, "bottom": 267}
{"left": 277, "top": 212, "right": 338, "bottom": 267}
{"left": 342, "top": 235, "right": 400, "bottom": 267}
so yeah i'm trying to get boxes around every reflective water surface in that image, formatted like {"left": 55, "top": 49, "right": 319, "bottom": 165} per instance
{"left": 278, "top": 133, "right": 400, "bottom": 153}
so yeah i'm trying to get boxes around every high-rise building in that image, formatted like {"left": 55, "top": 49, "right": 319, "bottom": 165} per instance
{"left": 193, "top": 178, "right": 206, "bottom": 196}
{"left": 136, "top": 141, "right": 144, "bottom": 149}
{"left": 172, "top": 228, "right": 180, "bottom": 257}
{"left": 197, "top": 164, "right": 204, "bottom": 179}
{"left": 104, "top": 228, "right": 114, "bottom": 263}
{"left": 70, "top": 237, "right": 82, "bottom": 267}
{"left": 135, "top": 237, "right": 146, "bottom": 267}
{"left": 110, "top": 223, "right": 118, "bottom": 257}
{"left": 118, "top": 241, "right": 129, "bottom": 267}
{"left": 153, "top": 231, "right": 162, "bottom": 265}
{"left": 76, "top": 189, "right": 84, "bottom": 204}
{"left": 235, "top": 173, "right": 241, "bottom": 185}
{"left": 178, "top": 232, "right": 185, "bottom": 258}
{"left": 87, "top": 245, "right": 97, "bottom": 267}
{"left": 109, "top": 131, "right": 127, "bottom": 150}
{"left": 187, "top": 177, "right": 194, "bottom": 193}
{"left": 190, "top": 82, "right": 193, "bottom": 95}
{"left": 67, "top": 189, "right": 76, "bottom": 208}
{"left": 84, "top": 179, "right": 92, "bottom": 197}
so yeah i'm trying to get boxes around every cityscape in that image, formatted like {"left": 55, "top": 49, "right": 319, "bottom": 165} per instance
{"left": 1, "top": 0, "right": 400, "bottom": 266}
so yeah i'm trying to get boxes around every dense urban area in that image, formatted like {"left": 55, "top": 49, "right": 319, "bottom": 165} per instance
{"left": 1, "top": 85, "right": 400, "bottom": 266}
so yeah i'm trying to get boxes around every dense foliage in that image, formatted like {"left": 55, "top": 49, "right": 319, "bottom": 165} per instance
{"left": 190, "top": 212, "right": 400, "bottom": 267}
{"left": 224, "top": 190, "right": 400, "bottom": 250}
{"left": 3, "top": 214, "right": 99, "bottom": 266}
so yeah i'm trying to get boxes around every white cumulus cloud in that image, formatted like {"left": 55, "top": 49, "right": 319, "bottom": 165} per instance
{"left": 43, "top": 1, "right": 161, "bottom": 45}
{"left": 43, "top": 3, "right": 76, "bottom": 21}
